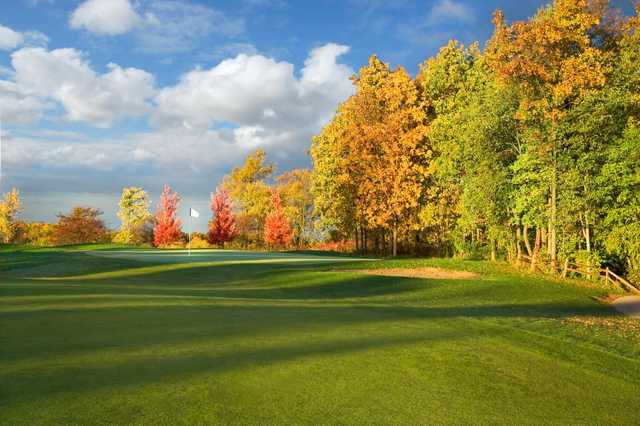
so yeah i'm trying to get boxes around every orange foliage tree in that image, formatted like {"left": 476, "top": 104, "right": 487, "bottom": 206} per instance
{"left": 264, "top": 191, "right": 292, "bottom": 248}
{"left": 208, "top": 188, "right": 237, "bottom": 247}
{"left": 153, "top": 184, "right": 182, "bottom": 247}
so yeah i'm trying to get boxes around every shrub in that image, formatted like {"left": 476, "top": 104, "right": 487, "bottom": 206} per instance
{"left": 13, "top": 222, "right": 55, "bottom": 246}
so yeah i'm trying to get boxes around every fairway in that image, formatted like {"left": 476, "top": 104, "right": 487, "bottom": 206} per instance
{"left": 1, "top": 247, "right": 639, "bottom": 425}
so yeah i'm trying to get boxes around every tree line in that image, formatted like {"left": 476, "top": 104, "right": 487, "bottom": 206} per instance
{"left": 310, "top": 0, "right": 639, "bottom": 281}
{"left": 0, "top": 149, "right": 309, "bottom": 250}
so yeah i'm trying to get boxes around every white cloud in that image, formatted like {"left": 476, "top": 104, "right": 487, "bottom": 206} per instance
{"left": 69, "top": 0, "right": 245, "bottom": 54}
{"left": 154, "top": 43, "right": 353, "bottom": 131}
{"left": 0, "top": 24, "right": 49, "bottom": 51}
{"left": 11, "top": 47, "right": 155, "bottom": 127}
{"left": 4, "top": 42, "right": 354, "bottom": 201}
{"left": 0, "top": 80, "right": 49, "bottom": 124}
{"left": 70, "top": 0, "right": 141, "bottom": 35}
{"left": 140, "top": 43, "right": 354, "bottom": 175}
{"left": 0, "top": 25, "right": 24, "bottom": 50}
{"left": 426, "top": 0, "right": 474, "bottom": 26}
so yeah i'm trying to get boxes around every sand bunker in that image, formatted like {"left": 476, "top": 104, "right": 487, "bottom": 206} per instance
{"left": 343, "top": 267, "right": 479, "bottom": 280}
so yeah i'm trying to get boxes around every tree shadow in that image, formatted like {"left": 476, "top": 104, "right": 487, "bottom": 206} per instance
{"left": 1, "top": 326, "right": 471, "bottom": 408}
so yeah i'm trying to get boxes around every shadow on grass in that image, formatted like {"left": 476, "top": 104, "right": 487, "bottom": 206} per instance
{"left": 1, "top": 298, "right": 625, "bottom": 409}
{"left": 1, "top": 327, "right": 469, "bottom": 407}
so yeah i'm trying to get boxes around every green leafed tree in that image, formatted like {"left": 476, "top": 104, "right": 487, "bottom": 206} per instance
{"left": 113, "top": 187, "right": 153, "bottom": 245}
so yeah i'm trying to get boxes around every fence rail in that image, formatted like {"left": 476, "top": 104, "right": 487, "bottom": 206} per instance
{"left": 519, "top": 254, "right": 640, "bottom": 294}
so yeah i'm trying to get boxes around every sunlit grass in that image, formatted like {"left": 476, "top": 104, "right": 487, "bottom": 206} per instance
{"left": 1, "top": 247, "right": 639, "bottom": 425}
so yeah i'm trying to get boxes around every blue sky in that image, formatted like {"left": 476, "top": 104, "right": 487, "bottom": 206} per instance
{"left": 0, "top": 0, "right": 591, "bottom": 230}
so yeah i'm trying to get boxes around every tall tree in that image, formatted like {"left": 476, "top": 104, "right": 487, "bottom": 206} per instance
{"left": 276, "top": 169, "right": 314, "bottom": 247}
{"left": 311, "top": 113, "right": 359, "bottom": 246}
{"left": 222, "top": 149, "right": 273, "bottom": 247}
{"left": 153, "top": 184, "right": 182, "bottom": 247}
{"left": 486, "top": 0, "right": 610, "bottom": 267}
{"left": 0, "top": 188, "right": 21, "bottom": 243}
{"left": 416, "top": 41, "right": 480, "bottom": 254}
{"left": 264, "top": 191, "right": 292, "bottom": 248}
{"left": 114, "top": 187, "right": 152, "bottom": 244}
{"left": 208, "top": 188, "right": 237, "bottom": 247}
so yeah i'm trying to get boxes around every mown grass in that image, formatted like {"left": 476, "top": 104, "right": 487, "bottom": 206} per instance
{"left": 1, "top": 246, "right": 639, "bottom": 425}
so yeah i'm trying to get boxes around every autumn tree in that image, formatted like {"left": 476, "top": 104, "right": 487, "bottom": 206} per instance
{"left": 114, "top": 187, "right": 153, "bottom": 244}
{"left": 13, "top": 222, "right": 55, "bottom": 246}
{"left": 486, "top": 0, "right": 611, "bottom": 267}
{"left": 208, "top": 188, "right": 237, "bottom": 247}
{"left": 311, "top": 113, "right": 360, "bottom": 247}
{"left": 53, "top": 206, "right": 109, "bottom": 245}
{"left": 264, "top": 191, "right": 292, "bottom": 248}
{"left": 222, "top": 149, "right": 273, "bottom": 247}
{"left": 276, "top": 169, "right": 314, "bottom": 247}
{"left": 313, "top": 55, "right": 431, "bottom": 256}
{"left": 0, "top": 188, "right": 21, "bottom": 243}
{"left": 153, "top": 184, "right": 182, "bottom": 247}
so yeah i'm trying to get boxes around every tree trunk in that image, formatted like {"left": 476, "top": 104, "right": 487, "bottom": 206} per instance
{"left": 530, "top": 228, "right": 541, "bottom": 271}
{"left": 392, "top": 225, "right": 398, "bottom": 257}
{"left": 362, "top": 227, "right": 367, "bottom": 256}
{"left": 355, "top": 226, "right": 360, "bottom": 253}
{"left": 585, "top": 215, "right": 591, "bottom": 253}
{"left": 550, "top": 175, "right": 558, "bottom": 269}
{"left": 490, "top": 238, "right": 496, "bottom": 262}
{"left": 515, "top": 227, "right": 522, "bottom": 265}
{"left": 523, "top": 224, "right": 533, "bottom": 257}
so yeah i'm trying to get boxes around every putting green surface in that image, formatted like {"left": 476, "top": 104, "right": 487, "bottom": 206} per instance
{"left": 1, "top": 246, "right": 639, "bottom": 425}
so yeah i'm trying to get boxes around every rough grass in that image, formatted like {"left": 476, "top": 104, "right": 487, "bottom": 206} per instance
{"left": 1, "top": 246, "right": 639, "bottom": 425}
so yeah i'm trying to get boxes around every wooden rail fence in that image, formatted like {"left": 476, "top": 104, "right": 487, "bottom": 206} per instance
{"left": 519, "top": 254, "right": 640, "bottom": 294}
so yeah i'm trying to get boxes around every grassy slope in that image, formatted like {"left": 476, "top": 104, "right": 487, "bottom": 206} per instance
{"left": 1, "top": 246, "right": 639, "bottom": 425}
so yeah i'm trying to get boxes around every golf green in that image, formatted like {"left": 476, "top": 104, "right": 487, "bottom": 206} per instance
{"left": 1, "top": 246, "right": 639, "bottom": 425}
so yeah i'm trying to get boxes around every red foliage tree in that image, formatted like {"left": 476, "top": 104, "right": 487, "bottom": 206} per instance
{"left": 153, "top": 184, "right": 182, "bottom": 247}
{"left": 264, "top": 190, "right": 292, "bottom": 248}
{"left": 208, "top": 188, "right": 237, "bottom": 247}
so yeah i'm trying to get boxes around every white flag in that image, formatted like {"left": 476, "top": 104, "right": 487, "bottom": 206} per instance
{"left": 190, "top": 208, "right": 200, "bottom": 218}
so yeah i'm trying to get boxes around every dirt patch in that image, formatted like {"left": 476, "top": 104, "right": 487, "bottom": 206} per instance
{"left": 341, "top": 267, "right": 479, "bottom": 280}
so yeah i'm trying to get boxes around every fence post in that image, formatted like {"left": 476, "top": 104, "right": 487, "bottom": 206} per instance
{"left": 605, "top": 267, "right": 609, "bottom": 286}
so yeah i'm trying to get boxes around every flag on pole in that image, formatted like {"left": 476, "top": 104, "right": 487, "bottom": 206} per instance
{"left": 190, "top": 208, "right": 200, "bottom": 218}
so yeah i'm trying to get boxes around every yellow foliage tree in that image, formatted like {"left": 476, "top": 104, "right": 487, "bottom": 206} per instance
{"left": 0, "top": 188, "right": 21, "bottom": 243}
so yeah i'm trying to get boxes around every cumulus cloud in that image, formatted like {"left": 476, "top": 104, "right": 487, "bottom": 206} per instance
{"left": 10, "top": 47, "right": 155, "bottom": 127}
{"left": 0, "top": 24, "right": 24, "bottom": 50}
{"left": 0, "top": 80, "right": 50, "bottom": 124}
{"left": 3, "top": 42, "right": 354, "bottom": 206}
{"left": 70, "top": 0, "right": 141, "bottom": 35}
{"left": 0, "top": 24, "right": 49, "bottom": 51}
{"left": 154, "top": 43, "right": 353, "bottom": 131}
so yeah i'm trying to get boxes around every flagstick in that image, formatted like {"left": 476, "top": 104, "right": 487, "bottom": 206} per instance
{"left": 188, "top": 213, "right": 191, "bottom": 256}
